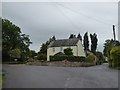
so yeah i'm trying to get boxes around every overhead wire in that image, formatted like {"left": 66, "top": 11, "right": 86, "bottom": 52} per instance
{"left": 54, "top": 2, "right": 86, "bottom": 32}
{"left": 56, "top": 2, "right": 115, "bottom": 27}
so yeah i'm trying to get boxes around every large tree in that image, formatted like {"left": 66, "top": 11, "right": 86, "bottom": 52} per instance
{"left": 38, "top": 36, "right": 56, "bottom": 60}
{"left": 69, "top": 34, "right": 76, "bottom": 39}
{"left": 77, "top": 33, "right": 82, "bottom": 41}
{"left": 39, "top": 36, "right": 56, "bottom": 54}
{"left": 90, "top": 33, "right": 98, "bottom": 54}
{"left": 2, "top": 18, "right": 32, "bottom": 61}
{"left": 83, "top": 32, "right": 89, "bottom": 50}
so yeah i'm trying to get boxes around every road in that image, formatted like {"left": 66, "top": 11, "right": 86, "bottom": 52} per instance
{"left": 2, "top": 63, "right": 118, "bottom": 88}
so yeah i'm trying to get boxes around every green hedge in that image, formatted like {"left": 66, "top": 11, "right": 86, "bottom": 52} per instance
{"left": 110, "top": 46, "right": 120, "bottom": 68}
{"left": 50, "top": 55, "right": 87, "bottom": 62}
{"left": 86, "top": 55, "right": 95, "bottom": 62}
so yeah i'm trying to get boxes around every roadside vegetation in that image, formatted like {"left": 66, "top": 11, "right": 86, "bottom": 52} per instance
{"left": 103, "top": 39, "right": 120, "bottom": 70}
{"left": 0, "top": 73, "right": 5, "bottom": 89}
{"left": 2, "top": 18, "right": 33, "bottom": 63}
{"left": 2, "top": 18, "right": 105, "bottom": 67}
{"left": 27, "top": 32, "right": 104, "bottom": 67}
{"left": 0, "top": 74, "right": 2, "bottom": 88}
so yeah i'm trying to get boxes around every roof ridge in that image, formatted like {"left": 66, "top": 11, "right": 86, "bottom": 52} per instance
{"left": 56, "top": 38, "right": 79, "bottom": 41}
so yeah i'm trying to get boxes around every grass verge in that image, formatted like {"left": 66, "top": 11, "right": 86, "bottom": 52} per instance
{"left": 0, "top": 74, "right": 2, "bottom": 89}
{"left": 0, "top": 73, "right": 5, "bottom": 89}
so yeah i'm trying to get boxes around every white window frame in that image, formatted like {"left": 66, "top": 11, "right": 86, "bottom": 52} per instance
{"left": 53, "top": 47, "right": 55, "bottom": 52}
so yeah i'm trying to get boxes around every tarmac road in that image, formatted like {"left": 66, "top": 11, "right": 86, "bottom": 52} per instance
{"left": 2, "top": 63, "right": 118, "bottom": 88}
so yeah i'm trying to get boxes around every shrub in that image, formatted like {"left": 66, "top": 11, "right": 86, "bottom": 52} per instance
{"left": 9, "top": 48, "right": 21, "bottom": 60}
{"left": 50, "top": 55, "right": 87, "bottom": 62}
{"left": 54, "top": 52, "right": 65, "bottom": 56}
{"left": 26, "top": 58, "right": 35, "bottom": 62}
{"left": 37, "top": 53, "right": 47, "bottom": 60}
{"left": 64, "top": 48, "right": 73, "bottom": 55}
{"left": 110, "top": 46, "right": 120, "bottom": 68}
{"left": 86, "top": 55, "right": 95, "bottom": 62}
{"left": 96, "top": 51, "right": 104, "bottom": 65}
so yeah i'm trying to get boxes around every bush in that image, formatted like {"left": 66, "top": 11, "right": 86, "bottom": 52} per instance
{"left": 64, "top": 48, "right": 73, "bottom": 55}
{"left": 110, "top": 46, "right": 120, "bottom": 68}
{"left": 86, "top": 55, "right": 95, "bottom": 62}
{"left": 37, "top": 53, "right": 47, "bottom": 60}
{"left": 96, "top": 52, "right": 104, "bottom": 65}
{"left": 50, "top": 55, "right": 87, "bottom": 62}
{"left": 26, "top": 58, "right": 35, "bottom": 62}
{"left": 9, "top": 48, "right": 21, "bottom": 59}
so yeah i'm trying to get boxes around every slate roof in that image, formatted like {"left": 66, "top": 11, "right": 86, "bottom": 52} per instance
{"left": 48, "top": 38, "right": 79, "bottom": 47}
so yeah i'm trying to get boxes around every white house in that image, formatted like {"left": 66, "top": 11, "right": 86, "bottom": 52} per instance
{"left": 47, "top": 38, "right": 86, "bottom": 61}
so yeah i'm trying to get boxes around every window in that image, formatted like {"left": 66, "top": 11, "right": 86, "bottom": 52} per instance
{"left": 53, "top": 47, "right": 55, "bottom": 52}
{"left": 60, "top": 47, "right": 63, "bottom": 51}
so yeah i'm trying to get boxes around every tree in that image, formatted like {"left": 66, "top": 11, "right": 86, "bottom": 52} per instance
{"left": 83, "top": 32, "right": 89, "bottom": 50}
{"left": 37, "top": 53, "right": 47, "bottom": 60}
{"left": 64, "top": 48, "right": 73, "bottom": 55}
{"left": 77, "top": 33, "right": 82, "bottom": 41}
{"left": 9, "top": 48, "right": 21, "bottom": 60}
{"left": 38, "top": 36, "right": 56, "bottom": 60}
{"left": 2, "top": 19, "right": 21, "bottom": 60}
{"left": 90, "top": 33, "right": 98, "bottom": 54}
{"left": 2, "top": 18, "right": 32, "bottom": 62}
{"left": 52, "top": 36, "right": 56, "bottom": 41}
{"left": 103, "top": 39, "right": 120, "bottom": 68}
{"left": 39, "top": 43, "right": 48, "bottom": 54}
{"left": 69, "top": 34, "right": 76, "bottom": 39}
{"left": 29, "top": 50, "right": 37, "bottom": 58}
{"left": 103, "top": 39, "right": 120, "bottom": 57}
{"left": 39, "top": 36, "right": 56, "bottom": 54}
{"left": 96, "top": 51, "right": 104, "bottom": 65}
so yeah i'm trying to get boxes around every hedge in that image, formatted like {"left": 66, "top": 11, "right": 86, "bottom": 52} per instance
{"left": 110, "top": 46, "right": 120, "bottom": 68}
{"left": 50, "top": 55, "right": 88, "bottom": 62}
{"left": 86, "top": 55, "right": 95, "bottom": 63}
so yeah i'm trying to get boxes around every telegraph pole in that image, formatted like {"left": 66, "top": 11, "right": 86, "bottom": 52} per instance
{"left": 113, "top": 25, "right": 116, "bottom": 41}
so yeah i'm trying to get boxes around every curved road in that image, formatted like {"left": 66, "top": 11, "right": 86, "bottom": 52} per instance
{"left": 3, "top": 63, "right": 118, "bottom": 88}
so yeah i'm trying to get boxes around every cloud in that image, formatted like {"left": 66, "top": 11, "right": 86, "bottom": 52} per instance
{"left": 2, "top": 2, "right": 118, "bottom": 52}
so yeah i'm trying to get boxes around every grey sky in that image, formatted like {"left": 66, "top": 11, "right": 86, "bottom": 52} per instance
{"left": 2, "top": 2, "right": 118, "bottom": 52}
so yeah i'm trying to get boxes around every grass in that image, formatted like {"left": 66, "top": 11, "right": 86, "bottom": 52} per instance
{"left": 111, "top": 66, "right": 120, "bottom": 70}
{"left": 0, "top": 74, "right": 2, "bottom": 89}
{"left": 0, "top": 73, "right": 5, "bottom": 89}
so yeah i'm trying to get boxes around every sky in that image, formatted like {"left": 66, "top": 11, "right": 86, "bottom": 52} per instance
{"left": 2, "top": 1, "right": 119, "bottom": 52}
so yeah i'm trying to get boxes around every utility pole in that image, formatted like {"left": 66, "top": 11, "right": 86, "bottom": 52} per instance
{"left": 113, "top": 25, "right": 116, "bottom": 41}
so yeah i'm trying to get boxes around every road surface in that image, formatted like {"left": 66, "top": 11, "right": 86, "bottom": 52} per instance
{"left": 2, "top": 63, "right": 118, "bottom": 88}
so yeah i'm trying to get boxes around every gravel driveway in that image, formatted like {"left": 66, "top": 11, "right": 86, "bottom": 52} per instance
{"left": 2, "top": 63, "right": 118, "bottom": 88}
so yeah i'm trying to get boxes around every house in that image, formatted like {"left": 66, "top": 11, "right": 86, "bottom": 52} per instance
{"left": 47, "top": 38, "right": 86, "bottom": 61}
